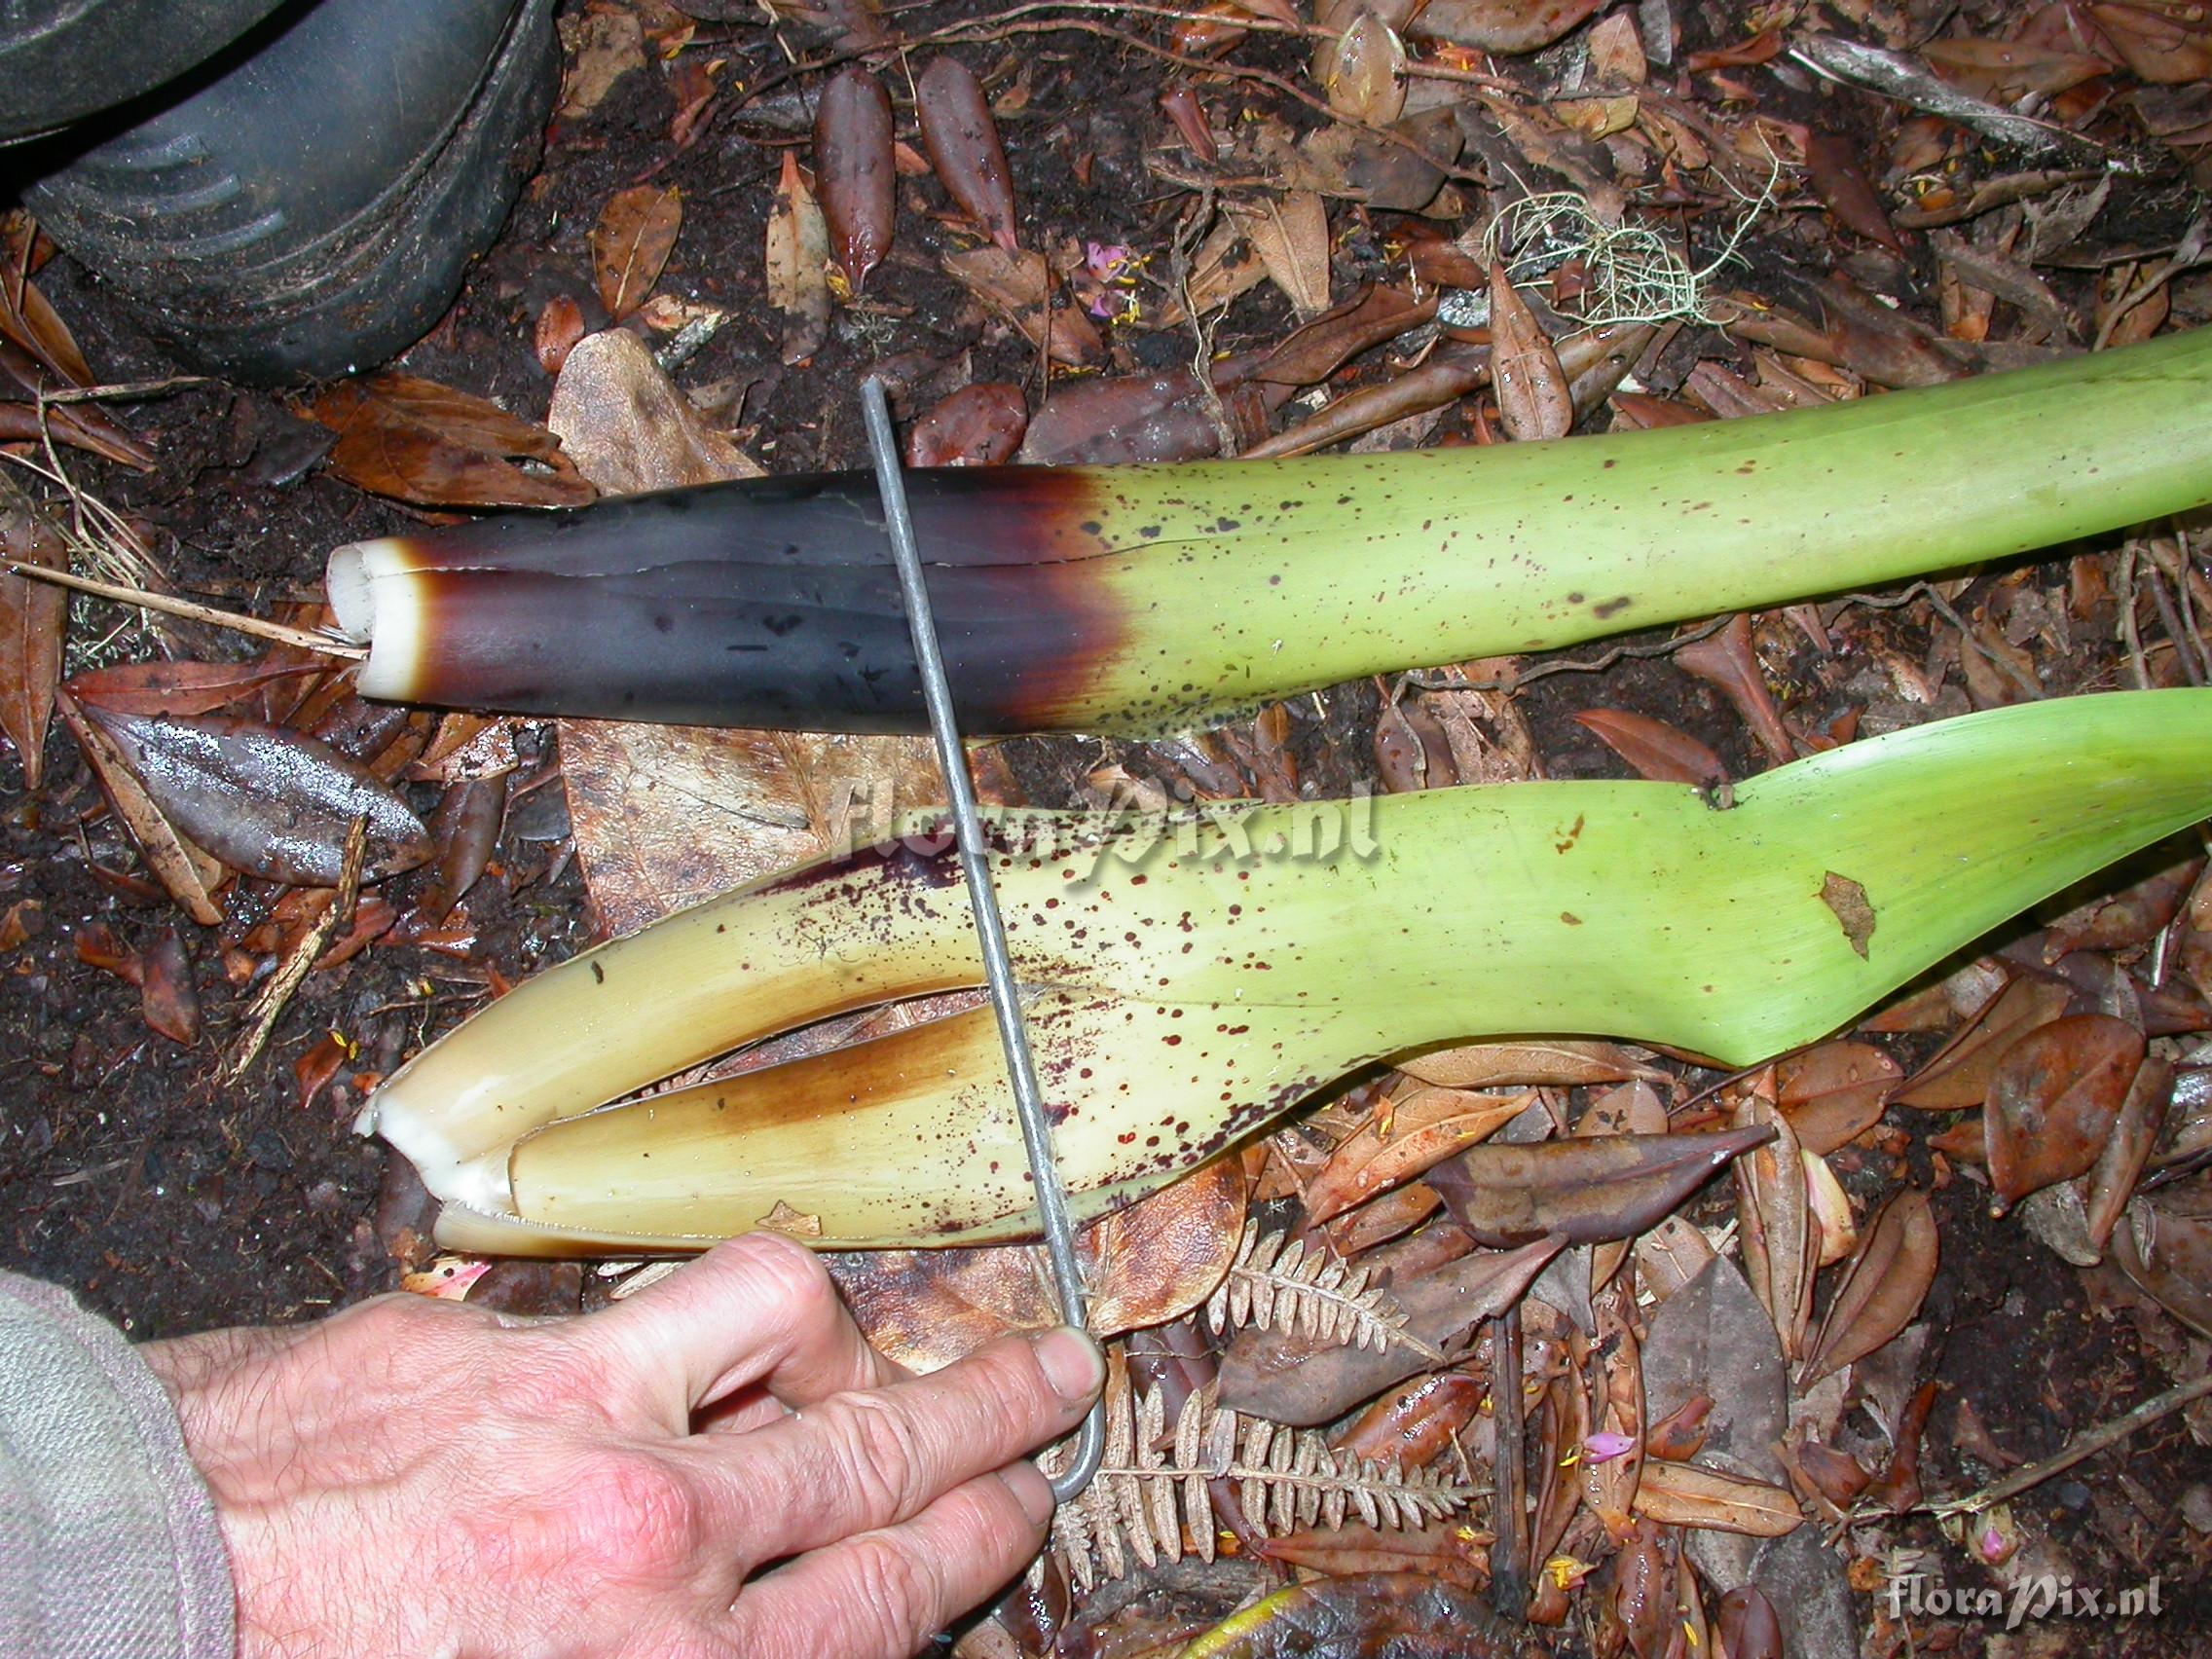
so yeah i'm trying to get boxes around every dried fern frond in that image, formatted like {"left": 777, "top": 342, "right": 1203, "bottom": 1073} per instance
{"left": 1204, "top": 1222, "right": 1443, "bottom": 1361}
{"left": 1042, "top": 1367, "right": 1471, "bottom": 1592}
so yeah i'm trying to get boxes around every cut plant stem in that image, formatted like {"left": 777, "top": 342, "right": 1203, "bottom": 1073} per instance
{"left": 326, "top": 328, "right": 2212, "bottom": 737}
{"left": 361, "top": 691, "right": 2212, "bottom": 1252}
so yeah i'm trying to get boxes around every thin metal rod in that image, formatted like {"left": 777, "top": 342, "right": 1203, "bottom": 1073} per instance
{"left": 860, "top": 379, "right": 1106, "bottom": 1502}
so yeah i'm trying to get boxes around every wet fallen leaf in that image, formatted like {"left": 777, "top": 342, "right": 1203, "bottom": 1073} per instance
{"left": 534, "top": 294, "right": 588, "bottom": 377}
{"left": 1488, "top": 263, "right": 1571, "bottom": 442}
{"left": 1243, "top": 283, "right": 1436, "bottom": 389}
{"left": 906, "top": 382, "right": 1027, "bottom": 466}
{"left": 1257, "top": 1519, "right": 1490, "bottom": 1594}
{"left": 1734, "top": 1098, "right": 1813, "bottom": 1359}
{"left": 306, "top": 373, "right": 596, "bottom": 509}
{"left": 2112, "top": 1185, "right": 2212, "bottom": 1336}
{"left": 1430, "top": 1126, "right": 1774, "bottom": 1247}
{"left": 944, "top": 244, "right": 1102, "bottom": 367}
{"left": 0, "top": 217, "right": 92, "bottom": 387}
{"left": 814, "top": 64, "right": 896, "bottom": 292}
{"left": 765, "top": 152, "right": 833, "bottom": 364}
{"left": 1015, "top": 370, "right": 1219, "bottom": 464}
{"left": 1398, "top": 1039, "right": 1664, "bottom": 1090}
{"left": 0, "top": 500, "right": 66, "bottom": 790}
{"left": 1330, "top": 1368, "right": 1485, "bottom": 1469}
{"left": 1674, "top": 613, "right": 1792, "bottom": 765}
{"left": 1715, "top": 1585, "right": 1785, "bottom": 1659}
{"left": 1179, "top": 1571, "right": 1528, "bottom": 1658}
{"left": 295, "top": 1031, "right": 350, "bottom": 1112}
{"left": 591, "top": 185, "right": 682, "bottom": 323}
{"left": 1983, "top": 1013, "right": 2144, "bottom": 1213}
{"left": 1572, "top": 708, "right": 1725, "bottom": 786}
{"left": 2092, "top": 4, "right": 2212, "bottom": 83}
{"left": 1228, "top": 193, "right": 1331, "bottom": 317}
{"left": 557, "top": 6, "right": 646, "bottom": 120}
{"left": 64, "top": 657, "right": 325, "bottom": 720}
{"left": 1631, "top": 1459, "right": 1802, "bottom": 1536}
{"left": 1800, "top": 1187, "right": 1937, "bottom": 1382}
{"left": 916, "top": 56, "right": 1019, "bottom": 251}
{"left": 81, "top": 707, "right": 431, "bottom": 887}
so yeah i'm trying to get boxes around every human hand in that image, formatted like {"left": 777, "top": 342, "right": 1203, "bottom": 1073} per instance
{"left": 140, "top": 1233, "right": 1102, "bottom": 1658}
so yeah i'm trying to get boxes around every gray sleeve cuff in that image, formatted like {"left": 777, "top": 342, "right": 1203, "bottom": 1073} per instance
{"left": 0, "top": 1270, "right": 236, "bottom": 1659}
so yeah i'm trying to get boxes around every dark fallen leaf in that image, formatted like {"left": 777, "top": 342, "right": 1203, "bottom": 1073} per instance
{"left": 1675, "top": 613, "right": 1792, "bottom": 764}
{"left": 1488, "top": 262, "right": 1571, "bottom": 442}
{"left": 1572, "top": 707, "right": 1725, "bottom": 786}
{"left": 0, "top": 221, "right": 92, "bottom": 387}
{"left": 305, "top": 373, "right": 596, "bottom": 509}
{"left": 591, "top": 185, "right": 682, "bottom": 323}
{"left": 1805, "top": 132, "right": 1903, "bottom": 253}
{"left": 1179, "top": 1571, "right": 1529, "bottom": 1659}
{"left": 2092, "top": 4, "right": 2212, "bottom": 83}
{"left": 2044, "top": 857, "right": 2201, "bottom": 958}
{"left": 1983, "top": 1013, "right": 2144, "bottom": 1212}
{"left": 82, "top": 707, "right": 431, "bottom": 887}
{"left": 2112, "top": 1186, "right": 2212, "bottom": 1336}
{"left": 1305, "top": 1086, "right": 1532, "bottom": 1224}
{"left": 73, "top": 920, "right": 139, "bottom": 980}
{"left": 1243, "top": 345, "right": 1489, "bottom": 459}
{"left": 1643, "top": 1393, "right": 1713, "bottom": 1460}
{"left": 0, "top": 501, "right": 66, "bottom": 790}
{"left": 415, "top": 773, "right": 508, "bottom": 928}
{"left": 1240, "top": 283, "right": 1438, "bottom": 390}
{"left": 1219, "top": 1235, "right": 1561, "bottom": 1424}
{"left": 1715, "top": 1585, "right": 1785, "bottom": 1659}
{"left": 295, "top": 1031, "right": 350, "bottom": 1112}
{"left": 1015, "top": 371, "right": 1219, "bottom": 464}
{"left": 915, "top": 56, "right": 1018, "bottom": 252}
{"left": 1159, "top": 84, "right": 1220, "bottom": 162}
{"left": 65, "top": 657, "right": 323, "bottom": 719}
{"left": 1429, "top": 1126, "right": 1774, "bottom": 1247}
{"left": 1892, "top": 975, "right": 2075, "bottom": 1108}
{"left": 2084, "top": 1057, "right": 2170, "bottom": 1251}
{"left": 905, "top": 382, "right": 1026, "bottom": 466}
{"left": 1609, "top": 391, "right": 1713, "bottom": 429}
{"left": 137, "top": 928, "right": 200, "bottom": 1046}
{"left": 1801, "top": 1187, "right": 1937, "bottom": 1382}
{"left": 0, "top": 338, "right": 155, "bottom": 469}
{"left": 1864, "top": 1377, "right": 1938, "bottom": 1513}
{"left": 814, "top": 64, "right": 896, "bottom": 292}
{"left": 942, "top": 244, "right": 1102, "bottom": 367}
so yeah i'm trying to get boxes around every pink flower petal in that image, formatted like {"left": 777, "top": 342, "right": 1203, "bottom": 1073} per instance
{"left": 1584, "top": 1431, "right": 1637, "bottom": 1464}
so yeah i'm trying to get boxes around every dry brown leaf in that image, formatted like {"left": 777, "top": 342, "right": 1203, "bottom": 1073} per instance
{"left": 1734, "top": 1096, "right": 1814, "bottom": 1359}
{"left": 305, "top": 373, "right": 596, "bottom": 509}
{"left": 1893, "top": 975, "right": 2074, "bottom": 1108}
{"left": 1399, "top": 1039, "right": 1664, "bottom": 1090}
{"left": 905, "top": 382, "right": 1027, "bottom": 466}
{"left": 1305, "top": 1086, "right": 1533, "bottom": 1223}
{"left": 557, "top": 7, "right": 646, "bottom": 120}
{"left": 766, "top": 152, "right": 832, "bottom": 365}
{"left": 1801, "top": 1187, "right": 1936, "bottom": 1383}
{"left": 942, "top": 244, "right": 1101, "bottom": 365}
{"left": 1631, "top": 1458, "right": 1802, "bottom": 1536}
{"left": 2083, "top": 1056, "right": 2171, "bottom": 1252}
{"left": 1228, "top": 193, "right": 1331, "bottom": 317}
{"left": 591, "top": 185, "right": 682, "bottom": 323}
{"left": 1488, "top": 263, "right": 1571, "bottom": 441}
{"left": 1572, "top": 707, "right": 1725, "bottom": 786}
{"left": 58, "top": 695, "right": 224, "bottom": 925}
{"left": 0, "top": 500, "right": 66, "bottom": 790}
{"left": 1414, "top": 0, "right": 1604, "bottom": 54}
{"left": 546, "top": 329, "right": 761, "bottom": 494}
{"left": 1777, "top": 1039, "right": 1899, "bottom": 1155}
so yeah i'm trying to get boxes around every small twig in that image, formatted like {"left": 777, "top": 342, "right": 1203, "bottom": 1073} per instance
{"left": 1489, "top": 1306, "right": 1528, "bottom": 1620}
{"left": 1927, "top": 1370, "right": 2212, "bottom": 1520}
{"left": 36, "top": 375, "right": 214, "bottom": 405}
{"left": 0, "top": 556, "right": 365, "bottom": 658}
{"left": 226, "top": 816, "right": 370, "bottom": 1082}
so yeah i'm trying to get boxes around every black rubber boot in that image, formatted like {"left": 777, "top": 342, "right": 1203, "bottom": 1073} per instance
{"left": 0, "top": 1, "right": 291, "bottom": 141}
{"left": 14, "top": 0, "right": 557, "bottom": 384}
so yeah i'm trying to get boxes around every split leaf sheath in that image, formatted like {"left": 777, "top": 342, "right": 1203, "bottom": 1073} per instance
{"left": 364, "top": 692, "right": 2212, "bottom": 1253}
{"left": 328, "top": 328, "right": 2212, "bottom": 738}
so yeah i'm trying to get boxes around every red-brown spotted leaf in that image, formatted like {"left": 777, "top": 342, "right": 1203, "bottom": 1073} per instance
{"left": 905, "top": 382, "right": 1026, "bottom": 466}
{"left": 1015, "top": 370, "right": 1216, "bottom": 463}
{"left": 1488, "top": 262, "right": 1571, "bottom": 441}
{"left": 1572, "top": 707, "right": 1726, "bottom": 786}
{"left": 1800, "top": 1187, "right": 1936, "bottom": 1382}
{"left": 915, "top": 56, "right": 1018, "bottom": 252}
{"left": 81, "top": 707, "right": 431, "bottom": 887}
{"left": 306, "top": 373, "right": 596, "bottom": 509}
{"left": 0, "top": 501, "right": 65, "bottom": 789}
{"left": 1330, "top": 1368, "right": 1485, "bottom": 1469}
{"left": 1983, "top": 1013, "right": 2144, "bottom": 1213}
{"left": 591, "top": 185, "right": 683, "bottom": 323}
{"left": 813, "top": 64, "right": 895, "bottom": 293}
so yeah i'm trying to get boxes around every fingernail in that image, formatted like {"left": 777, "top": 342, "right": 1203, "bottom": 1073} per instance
{"left": 1031, "top": 1325, "right": 1105, "bottom": 1404}
{"left": 1000, "top": 1459, "right": 1055, "bottom": 1529}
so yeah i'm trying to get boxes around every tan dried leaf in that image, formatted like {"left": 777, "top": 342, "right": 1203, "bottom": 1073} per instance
{"left": 766, "top": 152, "right": 832, "bottom": 365}
{"left": 1228, "top": 193, "right": 1331, "bottom": 317}
{"left": 592, "top": 184, "right": 683, "bottom": 323}
{"left": 1488, "top": 263, "right": 1572, "bottom": 441}
{"left": 1632, "top": 1458, "right": 1802, "bottom": 1536}
{"left": 1801, "top": 1187, "right": 1936, "bottom": 1383}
